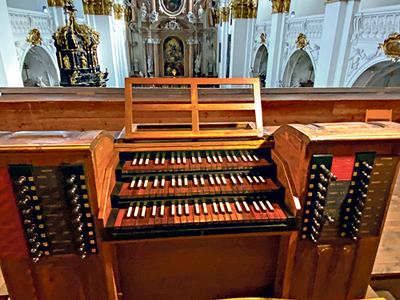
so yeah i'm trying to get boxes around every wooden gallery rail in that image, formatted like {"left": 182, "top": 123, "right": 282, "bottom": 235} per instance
{"left": 0, "top": 86, "right": 399, "bottom": 132}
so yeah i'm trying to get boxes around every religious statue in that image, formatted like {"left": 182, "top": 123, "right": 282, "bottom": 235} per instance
{"left": 207, "top": 58, "right": 213, "bottom": 75}
{"left": 63, "top": 55, "right": 71, "bottom": 69}
{"left": 80, "top": 53, "right": 88, "bottom": 68}
{"left": 147, "top": 57, "right": 153, "bottom": 74}
{"left": 141, "top": 3, "right": 147, "bottom": 20}
{"left": 194, "top": 53, "right": 201, "bottom": 74}
{"left": 198, "top": 5, "right": 204, "bottom": 20}
{"left": 133, "top": 58, "right": 140, "bottom": 73}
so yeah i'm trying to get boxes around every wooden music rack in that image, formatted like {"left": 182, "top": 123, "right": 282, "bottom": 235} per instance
{"left": 123, "top": 77, "right": 263, "bottom": 140}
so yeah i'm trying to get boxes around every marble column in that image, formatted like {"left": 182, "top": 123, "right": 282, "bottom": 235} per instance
{"left": 0, "top": 0, "right": 23, "bottom": 86}
{"left": 314, "top": 0, "right": 361, "bottom": 87}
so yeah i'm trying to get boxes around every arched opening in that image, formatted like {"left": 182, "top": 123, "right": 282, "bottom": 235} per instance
{"left": 21, "top": 47, "right": 59, "bottom": 87}
{"left": 253, "top": 45, "right": 268, "bottom": 87}
{"left": 282, "top": 50, "right": 314, "bottom": 87}
{"left": 352, "top": 61, "right": 400, "bottom": 87}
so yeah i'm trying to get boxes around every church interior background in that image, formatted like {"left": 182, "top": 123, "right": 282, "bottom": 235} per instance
{"left": 0, "top": 0, "right": 399, "bottom": 88}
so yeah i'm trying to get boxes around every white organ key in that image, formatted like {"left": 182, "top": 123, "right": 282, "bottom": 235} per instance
{"left": 259, "top": 201, "right": 267, "bottom": 212}
{"left": 232, "top": 152, "right": 238, "bottom": 162}
{"left": 171, "top": 153, "right": 175, "bottom": 164}
{"left": 200, "top": 176, "right": 205, "bottom": 186}
{"left": 184, "top": 176, "right": 188, "bottom": 186}
{"left": 242, "top": 201, "right": 250, "bottom": 213}
{"left": 160, "top": 204, "right": 165, "bottom": 217}
{"left": 171, "top": 176, "right": 176, "bottom": 187}
{"left": 246, "top": 175, "right": 253, "bottom": 184}
{"left": 178, "top": 177, "right": 182, "bottom": 187}
{"left": 153, "top": 177, "right": 159, "bottom": 188}
{"left": 185, "top": 203, "right": 189, "bottom": 215}
{"left": 219, "top": 201, "right": 225, "bottom": 213}
{"left": 221, "top": 175, "right": 227, "bottom": 185}
{"left": 237, "top": 174, "right": 244, "bottom": 184}
{"left": 195, "top": 203, "right": 200, "bottom": 215}
{"left": 253, "top": 154, "right": 259, "bottom": 162}
{"left": 212, "top": 153, "right": 218, "bottom": 163}
{"left": 137, "top": 178, "right": 143, "bottom": 188}
{"left": 129, "top": 178, "right": 136, "bottom": 189}
{"left": 155, "top": 154, "right": 159, "bottom": 165}
{"left": 230, "top": 174, "right": 237, "bottom": 185}
{"left": 215, "top": 175, "right": 221, "bottom": 185}
{"left": 178, "top": 204, "right": 182, "bottom": 216}
{"left": 212, "top": 202, "right": 218, "bottom": 214}
{"left": 258, "top": 175, "right": 265, "bottom": 183}
{"left": 161, "top": 156, "right": 165, "bottom": 165}
{"left": 145, "top": 154, "right": 150, "bottom": 165}
{"left": 127, "top": 205, "right": 134, "bottom": 218}
{"left": 240, "top": 152, "right": 247, "bottom": 162}
{"left": 209, "top": 175, "right": 215, "bottom": 185}
{"left": 143, "top": 178, "right": 149, "bottom": 188}
{"left": 133, "top": 206, "right": 140, "bottom": 218}
{"left": 132, "top": 156, "right": 138, "bottom": 165}
{"left": 252, "top": 176, "right": 259, "bottom": 183}
{"left": 226, "top": 151, "right": 232, "bottom": 162}
{"left": 140, "top": 206, "right": 146, "bottom": 218}
{"left": 225, "top": 201, "right": 232, "bottom": 213}
{"left": 217, "top": 152, "right": 223, "bottom": 163}
{"left": 182, "top": 154, "right": 187, "bottom": 164}
{"left": 193, "top": 176, "right": 199, "bottom": 186}
{"left": 246, "top": 153, "right": 253, "bottom": 162}
{"left": 207, "top": 155, "right": 212, "bottom": 163}
{"left": 197, "top": 152, "right": 202, "bottom": 163}
{"left": 138, "top": 155, "right": 144, "bottom": 165}
{"left": 161, "top": 177, "right": 165, "bottom": 188}
{"left": 266, "top": 200, "right": 274, "bottom": 212}
{"left": 191, "top": 153, "right": 196, "bottom": 164}
{"left": 253, "top": 201, "right": 260, "bottom": 212}
{"left": 235, "top": 201, "right": 242, "bottom": 213}
{"left": 203, "top": 202, "right": 208, "bottom": 214}
{"left": 177, "top": 155, "right": 181, "bottom": 164}
{"left": 171, "top": 204, "right": 176, "bottom": 216}
{"left": 151, "top": 205, "right": 157, "bottom": 217}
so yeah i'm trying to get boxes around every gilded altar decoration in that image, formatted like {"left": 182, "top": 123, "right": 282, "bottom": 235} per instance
{"left": 104, "top": 0, "right": 114, "bottom": 15}
{"left": 26, "top": 29, "right": 43, "bottom": 46}
{"left": 295, "top": 33, "right": 309, "bottom": 50}
{"left": 229, "top": 0, "right": 258, "bottom": 19}
{"left": 260, "top": 33, "right": 266, "bottom": 44}
{"left": 125, "top": 7, "right": 132, "bottom": 22}
{"left": 63, "top": 55, "right": 71, "bottom": 69}
{"left": 163, "top": 36, "right": 184, "bottom": 76}
{"left": 220, "top": 7, "right": 229, "bottom": 22}
{"left": 114, "top": 4, "right": 124, "bottom": 19}
{"left": 270, "top": 0, "right": 290, "bottom": 13}
{"left": 53, "top": 0, "right": 108, "bottom": 86}
{"left": 379, "top": 32, "right": 400, "bottom": 62}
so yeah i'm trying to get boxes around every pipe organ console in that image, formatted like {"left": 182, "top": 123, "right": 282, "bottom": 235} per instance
{"left": 0, "top": 78, "right": 400, "bottom": 300}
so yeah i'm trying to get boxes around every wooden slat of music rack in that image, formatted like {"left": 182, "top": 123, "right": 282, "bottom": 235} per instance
{"left": 124, "top": 77, "right": 263, "bottom": 139}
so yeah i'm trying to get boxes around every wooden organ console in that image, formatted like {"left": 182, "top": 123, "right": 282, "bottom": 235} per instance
{"left": 0, "top": 78, "right": 399, "bottom": 300}
{"left": 272, "top": 122, "right": 400, "bottom": 300}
